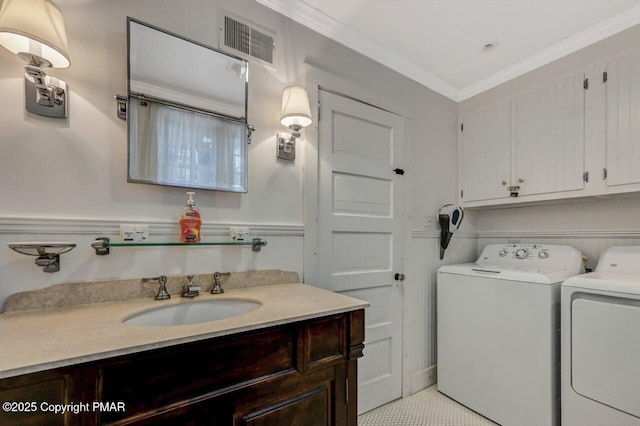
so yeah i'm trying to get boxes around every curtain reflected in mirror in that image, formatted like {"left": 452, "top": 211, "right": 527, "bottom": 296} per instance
{"left": 126, "top": 18, "right": 249, "bottom": 192}
{"left": 128, "top": 99, "right": 247, "bottom": 192}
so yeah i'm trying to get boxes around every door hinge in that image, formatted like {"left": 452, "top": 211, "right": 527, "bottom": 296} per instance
{"left": 602, "top": 168, "right": 608, "bottom": 180}
{"left": 317, "top": 102, "right": 320, "bottom": 122}
{"left": 583, "top": 171, "right": 589, "bottom": 182}
{"left": 583, "top": 78, "right": 589, "bottom": 90}
{"left": 603, "top": 71, "right": 608, "bottom": 83}
{"left": 393, "top": 168, "right": 405, "bottom": 175}
{"left": 460, "top": 123, "right": 464, "bottom": 132}
{"left": 460, "top": 189, "right": 464, "bottom": 198}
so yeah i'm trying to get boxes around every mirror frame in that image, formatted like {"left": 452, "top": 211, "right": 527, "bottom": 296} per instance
{"left": 126, "top": 17, "right": 250, "bottom": 192}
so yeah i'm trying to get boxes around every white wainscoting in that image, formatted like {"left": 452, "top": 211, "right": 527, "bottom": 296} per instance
{"left": 405, "top": 231, "right": 478, "bottom": 395}
{"left": 0, "top": 217, "right": 304, "bottom": 312}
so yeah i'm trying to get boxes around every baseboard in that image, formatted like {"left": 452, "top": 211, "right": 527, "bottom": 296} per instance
{"left": 410, "top": 365, "right": 437, "bottom": 394}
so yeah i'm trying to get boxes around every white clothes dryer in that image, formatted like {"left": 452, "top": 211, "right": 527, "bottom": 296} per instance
{"left": 437, "top": 244, "right": 583, "bottom": 426}
{"left": 561, "top": 246, "right": 640, "bottom": 426}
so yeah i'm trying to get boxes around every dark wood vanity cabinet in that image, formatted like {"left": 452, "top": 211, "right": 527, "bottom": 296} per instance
{"left": 0, "top": 309, "right": 365, "bottom": 426}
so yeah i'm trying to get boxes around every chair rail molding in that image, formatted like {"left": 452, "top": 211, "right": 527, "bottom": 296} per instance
{"left": 0, "top": 217, "right": 304, "bottom": 237}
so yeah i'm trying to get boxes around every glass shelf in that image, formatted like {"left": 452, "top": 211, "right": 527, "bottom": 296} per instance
{"left": 91, "top": 237, "right": 266, "bottom": 255}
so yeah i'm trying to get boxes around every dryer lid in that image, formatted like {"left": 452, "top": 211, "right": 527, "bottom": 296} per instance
{"left": 563, "top": 246, "right": 640, "bottom": 295}
{"left": 563, "top": 272, "right": 640, "bottom": 295}
{"left": 594, "top": 246, "right": 640, "bottom": 274}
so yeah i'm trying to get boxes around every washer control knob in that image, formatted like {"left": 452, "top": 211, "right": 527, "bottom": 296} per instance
{"left": 499, "top": 249, "right": 508, "bottom": 257}
{"left": 538, "top": 250, "right": 549, "bottom": 259}
{"left": 515, "top": 248, "right": 529, "bottom": 259}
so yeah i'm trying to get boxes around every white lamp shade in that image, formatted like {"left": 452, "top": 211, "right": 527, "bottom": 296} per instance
{"left": 280, "top": 85, "right": 312, "bottom": 128}
{"left": 0, "top": 0, "right": 70, "bottom": 68}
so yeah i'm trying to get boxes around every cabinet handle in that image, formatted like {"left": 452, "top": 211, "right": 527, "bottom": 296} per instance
{"left": 518, "top": 178, "right": 524, "bottom": 183}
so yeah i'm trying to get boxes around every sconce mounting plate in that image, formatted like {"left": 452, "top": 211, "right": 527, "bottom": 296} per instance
{"left": 277, "top": 133, "right": 296, "bottom": 161}
{"left": 24, "top": 68, "right": 68, "bottom": 118}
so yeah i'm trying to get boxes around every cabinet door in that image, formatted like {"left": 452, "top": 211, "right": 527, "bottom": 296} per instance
{"left": 0, "top": 368, "right": 84, "bottom": 426}
{"left": 605, "top": 49, "right": 640, "bottom": 187}
{"left": 459, "top": 100, "right": 511, "bottom": 202}
{"left": 513, "top": 73, "right": 585, "bottom": 196}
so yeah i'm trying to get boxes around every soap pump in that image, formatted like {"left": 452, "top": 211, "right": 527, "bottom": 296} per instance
{"left": 180, "top": 191, "right": 202, "bottom": 243}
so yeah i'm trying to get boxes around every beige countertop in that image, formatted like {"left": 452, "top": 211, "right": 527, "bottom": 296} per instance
{"left": 0, "top": 283, "right": 368, "bottom": 379}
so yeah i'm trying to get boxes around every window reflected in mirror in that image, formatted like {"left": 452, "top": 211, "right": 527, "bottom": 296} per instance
{"left": 127, "top": 18, "right": 249, "bottom": 192}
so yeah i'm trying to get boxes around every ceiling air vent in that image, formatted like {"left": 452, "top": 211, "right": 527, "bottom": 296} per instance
{"left": 221, "top": 15, "right": 275, "bottom": 66}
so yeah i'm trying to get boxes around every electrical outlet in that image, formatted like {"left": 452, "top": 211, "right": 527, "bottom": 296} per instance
{"left": 120, "top": 224, "right": 135, "bottom": 243}
{"left": 423, "top": 215, "right": 433, "bottom": 231}
{"left": 120, "top": 224, "right": 150, "bottom": 243}
{"left": 134, "top": 225, "right": 149, "bottom": 242}
{"left": 229, "top": 227, "right": 250, "bottom": 241}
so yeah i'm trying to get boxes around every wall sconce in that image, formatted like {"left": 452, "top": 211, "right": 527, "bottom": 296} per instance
{"left": 277, "top": 85, "right": 312, "bottom": 161}
{"left": 0, "top": 0, "right": 70, "bottom": 118}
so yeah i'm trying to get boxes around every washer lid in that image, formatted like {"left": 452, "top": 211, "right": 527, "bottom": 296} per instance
{"left": 438, "top": 263, "right": 573, "bottom": 284}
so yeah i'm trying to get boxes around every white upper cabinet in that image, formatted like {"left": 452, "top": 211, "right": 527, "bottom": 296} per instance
{"left": 605, "top": 48, "right": 640, "bottom": 188}
{"left": 459, "top": 101, "right": 511, "bottom": 202}
{"left": 459, "top": 72, "right": 586, "bottom": 206}
{"left": 513, "top": 73, "right": 586, "bottom": 196}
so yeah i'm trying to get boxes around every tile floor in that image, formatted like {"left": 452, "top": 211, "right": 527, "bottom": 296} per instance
{"left": 358, "top": 385, "right": 497, "bottom": 426}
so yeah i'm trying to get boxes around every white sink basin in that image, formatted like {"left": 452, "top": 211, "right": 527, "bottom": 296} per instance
{"left": 123, "top": 299, "right": 261, "bottom": 327}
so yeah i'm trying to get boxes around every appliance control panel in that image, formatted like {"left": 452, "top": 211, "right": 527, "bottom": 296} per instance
{"left": 478, "top": 244, "right": 581, "bottom": 270}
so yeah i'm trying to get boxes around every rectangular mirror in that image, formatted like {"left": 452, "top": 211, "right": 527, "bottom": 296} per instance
{"left": 127, "top": 18, "right": 249, "bottom": 192}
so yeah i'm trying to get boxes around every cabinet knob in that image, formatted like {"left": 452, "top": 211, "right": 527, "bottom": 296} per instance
{"left": 501, "top": 180, "right": 507, "bottom": 186}
{"left": 518, "top": 178, "right": 524, "bottom": 183}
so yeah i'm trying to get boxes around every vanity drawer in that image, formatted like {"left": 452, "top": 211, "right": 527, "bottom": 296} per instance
{"left": 297, "top": 314, "right": 347, "bottom": 372}
{"left": 97, "top": 325, "right": 296, "bottom": 423}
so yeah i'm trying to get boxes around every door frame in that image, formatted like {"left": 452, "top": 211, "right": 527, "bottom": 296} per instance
{"left": 302, "top": 64, "right": 414, "bottom": 398}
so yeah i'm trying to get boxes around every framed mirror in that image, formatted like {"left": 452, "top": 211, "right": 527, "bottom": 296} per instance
{"left": 127, "top": 18, "right": 249, "bottom": 192}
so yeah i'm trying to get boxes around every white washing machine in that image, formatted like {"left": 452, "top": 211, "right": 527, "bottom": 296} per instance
{"left": 437, "top": 244, "right": 583, "bottom": 426}
{"left": 561, "top": 246, "right": 640, "bottom": 426}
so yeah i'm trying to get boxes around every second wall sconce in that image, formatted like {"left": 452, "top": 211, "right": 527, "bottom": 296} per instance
{"left": 0, "top": 0, "right": 71, "bottom": 118}
{"left": 277, "top": 85, "right": 312, "bottom": 161}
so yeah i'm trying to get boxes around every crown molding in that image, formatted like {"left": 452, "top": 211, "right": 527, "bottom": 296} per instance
{"left": 256, "top": 0, "right": 640, "bottom": 102}
{"left": 254, "top": 0, "right": 460, "bottom": 101}
{"left": 458, "top": 4, "right": 640, "bottom": 100}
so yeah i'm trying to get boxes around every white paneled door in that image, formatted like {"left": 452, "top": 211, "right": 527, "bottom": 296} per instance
{"left": 317, "top": 90, "right": 405, "bottom": 414}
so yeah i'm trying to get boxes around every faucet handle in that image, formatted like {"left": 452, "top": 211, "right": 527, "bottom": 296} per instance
{"left": 211, "top": 271, "right": 230, "bottom": 294}
{"left": 143, "top": 275, "right": 171, "bottom": 300}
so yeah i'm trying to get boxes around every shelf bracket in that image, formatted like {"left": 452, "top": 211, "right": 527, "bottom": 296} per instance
{"left": 252, "top": 238, "right": 267, "bottom": 252}
{"left": 92, "top": 237, "right": 110, "bottom": 255}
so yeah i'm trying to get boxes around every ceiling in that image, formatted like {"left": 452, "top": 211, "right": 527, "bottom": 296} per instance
{"left": 255, "top": 0, "right": 640, "bottom": 101}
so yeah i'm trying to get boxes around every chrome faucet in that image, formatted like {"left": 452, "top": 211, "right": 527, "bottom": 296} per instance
{"left": 182, "top": 275, "right": 201, "bottom": 298}
{"left": 211, "top": 271, "right": 230, "bottom": 294}
{"left": 142, "top": 275, "right": 171, "bottom": 300}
